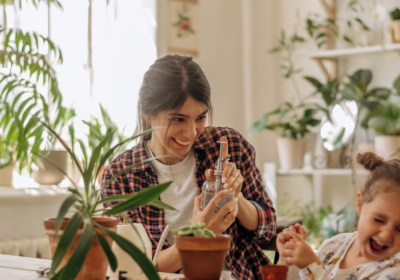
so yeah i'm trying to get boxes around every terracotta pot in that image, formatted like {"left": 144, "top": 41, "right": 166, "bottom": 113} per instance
{"left": 32, "top": 150, "right": 68, "bottom": 185}
{"left": 175, "top": 235, "right": 231, "bottom": 280}
{"left": 391, "top": 20, "right": 400, "bottom": 43}
{"left": 44, "top": 217, "right": 119, "bottom": 280}
{"left": 0, "top": 164, "right": 13, "bottom": 186}
{"left": 276, "top": 138, "right": 306, "bottom": 170}
{"left": 260, "top": 265, "right": 289, "bottom": 280}
{"left": 374, "top": 135, "right": 400, "bottom": 159}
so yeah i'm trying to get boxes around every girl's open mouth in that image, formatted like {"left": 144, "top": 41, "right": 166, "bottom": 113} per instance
{"left": 369, "top": 238, "right": 388, "bottom": 255}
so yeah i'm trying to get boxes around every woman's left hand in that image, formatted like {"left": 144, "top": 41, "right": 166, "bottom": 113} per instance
{"left": 205, "top": 136, "right": 244, "bottom": 198}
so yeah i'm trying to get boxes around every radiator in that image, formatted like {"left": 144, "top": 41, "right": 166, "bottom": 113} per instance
{"left": 0, "top": 237, "right": 51, "bottom": 259}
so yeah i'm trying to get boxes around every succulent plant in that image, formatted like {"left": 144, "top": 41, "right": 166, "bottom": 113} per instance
{"left": 171, "top": 221, "right": 216, "bottom": 238}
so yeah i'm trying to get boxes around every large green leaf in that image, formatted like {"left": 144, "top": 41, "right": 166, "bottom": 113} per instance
{"left": 104, "top": 182, "right": 172, "bottom": 215}
{"left": 54, "top": 220, "right": 94, "bottom": 280}
{"left": 54, "top": 194, "right": 81, "bottom": 238}
{"left": 95, "top": 229, "right": 118, "bottom": 272}
{"left": 96, "top": 224, "right": 160, "bottom": 280}
{"left": 348, "top": 69, "right": 372, "bottom": 91}
{"left": 97, "top": 193, "right": 176, "bottom": 211}
{"left": 49, "top": 212, "right": 83, "bottom": 278}
{"left": 84, "top": 130, "right": 115, "bottom": 193}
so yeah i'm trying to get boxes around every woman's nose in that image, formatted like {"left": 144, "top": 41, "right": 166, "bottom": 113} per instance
{"left": 182, "top": 122, "right": 197, "bottom": 139}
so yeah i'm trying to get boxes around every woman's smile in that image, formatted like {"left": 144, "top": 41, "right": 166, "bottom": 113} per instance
{"left": 172, "top": 137, "right": 192, "bottom": 146}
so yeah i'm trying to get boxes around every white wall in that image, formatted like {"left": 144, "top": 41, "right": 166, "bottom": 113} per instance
{"left": 156, "top": 0, "right": 400, "bottom": 213}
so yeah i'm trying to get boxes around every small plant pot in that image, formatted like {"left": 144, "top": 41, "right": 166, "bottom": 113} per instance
{"left": 276, "top": 137, "right": 306, "bottom": 170}
{"left": 175, "top": 235, "right": 231, "bottom": 280}
{"left": 374, "top": 135, "right": 400, "bottom": 159}
{"left": 357, "top": 143, "right": 375, "bottom": 154}
{"left": 0, "top": 164, "right": 13, "bottom": 186}
{"left": 391, "top": 20, "right": 400, "bottom": 43}
{"left": 260, "top": 265, "right": 289, "bottom": 280}
{"left": 32, "top": 150, "right": 68, "bottom": 185}
{"left": 44, "top": 217, "right": 119, "bottom": 280}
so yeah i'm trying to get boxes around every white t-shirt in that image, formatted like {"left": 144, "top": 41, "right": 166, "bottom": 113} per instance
{"left": 145, "top": 141, "right": 198, "bottom": 245}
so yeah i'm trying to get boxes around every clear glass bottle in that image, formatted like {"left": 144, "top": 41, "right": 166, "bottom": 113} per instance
{"left": 201, "top": 175, "right": 235, "bottom": 211}
{"left": 200, "top": 140, "right": 234, "bottom": 211}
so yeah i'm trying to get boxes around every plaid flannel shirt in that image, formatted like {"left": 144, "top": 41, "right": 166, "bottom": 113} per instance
{"left": 101, "top": 126, "right": 277, "bottom": 280}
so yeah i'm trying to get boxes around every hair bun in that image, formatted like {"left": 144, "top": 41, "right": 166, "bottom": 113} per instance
{"left": 356, "top": 152, "right": 384, "bottom": 171}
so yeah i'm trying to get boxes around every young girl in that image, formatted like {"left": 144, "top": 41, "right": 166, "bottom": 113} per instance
{"left": 277, "top": 152, "right": 400, "bottom": 280}
{"left": 101, "top": 54, "right": 276, "bottom": 280}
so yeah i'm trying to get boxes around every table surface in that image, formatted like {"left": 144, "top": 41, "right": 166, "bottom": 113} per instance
{"left": 0, "top": 254, "right": 179, "bottom": 280}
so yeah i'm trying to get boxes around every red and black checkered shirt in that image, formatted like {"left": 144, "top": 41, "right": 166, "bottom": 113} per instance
{"left": 101, "top": 126, "right": 277, "bottom": 280}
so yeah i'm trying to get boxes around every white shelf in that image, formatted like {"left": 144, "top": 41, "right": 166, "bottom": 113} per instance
{"left": 306, "top": 43, "right": 400, "bottom": 59}
{"left": 277, "top": 168, "right": 352, "bottom": 176}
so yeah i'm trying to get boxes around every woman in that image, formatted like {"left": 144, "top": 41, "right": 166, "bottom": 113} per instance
{"left": 101, "top": 54, "right": 276, "bottom": 280}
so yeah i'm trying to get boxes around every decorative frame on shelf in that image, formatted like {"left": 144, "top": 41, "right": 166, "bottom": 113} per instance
{"left": 168, "top": 0, "right": 199, "bottom": 56}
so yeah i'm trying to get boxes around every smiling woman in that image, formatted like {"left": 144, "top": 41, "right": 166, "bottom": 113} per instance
{"left": 101, "top": 54, "right": 277, "bottom": 280}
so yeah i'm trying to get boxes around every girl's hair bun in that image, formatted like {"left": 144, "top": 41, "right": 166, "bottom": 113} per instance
{"left": 356, "top": 152, "right": 384, "bottom": 171}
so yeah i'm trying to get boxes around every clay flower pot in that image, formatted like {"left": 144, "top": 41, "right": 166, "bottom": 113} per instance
{"left": 260, "top": 265, "right": 289, "bottom": 280}
{"left": 391, "top": 20, "right": 400, "bottom": 43}
{"left": 44, "top": 217, "right": 119, "bottom": 280}
{"left": 374, "top": 135, "right": 400, "bottom": 159}
{"left": 175, "top": 235, "right": 231, "bottom": 280}
{"left": 276, "top": 137, "right": 306, "bottom": 170}
{"left": 32, "top": 150, "right": 68, "bottom": 185}
{"left": 0, "top": 164, "right": 13, "bottom": 186}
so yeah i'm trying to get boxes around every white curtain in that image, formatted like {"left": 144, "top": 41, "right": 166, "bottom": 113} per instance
{"left": 14, "top": 0, "right": 157, "bottom": 140}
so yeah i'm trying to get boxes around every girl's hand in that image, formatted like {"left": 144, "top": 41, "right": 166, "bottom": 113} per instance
{"left": 192, "top": 190, "right": 239, "bottom": 235}
{"left": 205, "top": 136, "right": 243, "bottom": 198}
{"left": 277, "top": 224, "right": 306, "bottom": 266}
{"left": 283, "top": 231, "right": 319, "bottom": 269}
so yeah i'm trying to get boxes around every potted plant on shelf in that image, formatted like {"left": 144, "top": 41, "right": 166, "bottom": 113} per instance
{"left": 0, "top": 3, "right": 69, "bottom": 185}
{"left": 341, "top": 69, "right": 392, "bottom": 154}
{"left": 249, "top": 102, "right": 321, "bottom": 170}
{"left": 368, "top": 100, "right": 400, "bottom": 159}
{"left": 22, "top": 118, "right": 175, "bottom": 280}
{"left": 172, "top": 221, "right": 231, "bottom": 280}
{"left": 390, "top": 7, "right": 400, "bottom": 43}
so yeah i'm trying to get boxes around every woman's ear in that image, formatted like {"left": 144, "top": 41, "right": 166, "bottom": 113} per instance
{"left": 355, "top": 191, "right": 363, "bottom": 216}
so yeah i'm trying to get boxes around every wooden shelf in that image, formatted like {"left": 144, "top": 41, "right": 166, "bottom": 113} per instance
{"left": 306, "top": 43, "right": 400, "bottom": 59}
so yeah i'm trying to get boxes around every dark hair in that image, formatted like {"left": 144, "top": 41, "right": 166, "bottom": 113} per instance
{"left": 357, "top": 152, "right": 400, "bottom": 202}
{"left": 138, "top": 54, "right": 213, "bottom": 140}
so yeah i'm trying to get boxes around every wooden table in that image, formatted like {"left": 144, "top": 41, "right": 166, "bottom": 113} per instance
{"left": 0, "top": 254, "right": 179, "bottom": 280}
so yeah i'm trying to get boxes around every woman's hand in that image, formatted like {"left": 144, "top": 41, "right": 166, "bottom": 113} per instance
{"left": 192, "top": 190, "right": 239, "bottom": 235}
{"left": 205, "top": 136, "right": 244, "bottom": 198}
{"left": 283, "top": 231, "right": 319, "bottom": 269}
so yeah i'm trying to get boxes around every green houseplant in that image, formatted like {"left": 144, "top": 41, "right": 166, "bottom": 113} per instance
{"left": 83, "top": 104, "right": 132, "bottom": 183}
{"left": 390, "top": 7, "right": 400, "bottom": 43}
{"left": 0, "top": 1, "right": 69, "bottom": 184}
{"left": 249, "top": 102, "right": 321, "bottom": 169}
{"left": 172, "top": 221, "right": 231, "bottom": 280}
{"left": 341, "top": 69, "right": 391, "bottom": 143}
{"left": 25, "top": 117, "right": 176, "bottom": 280}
